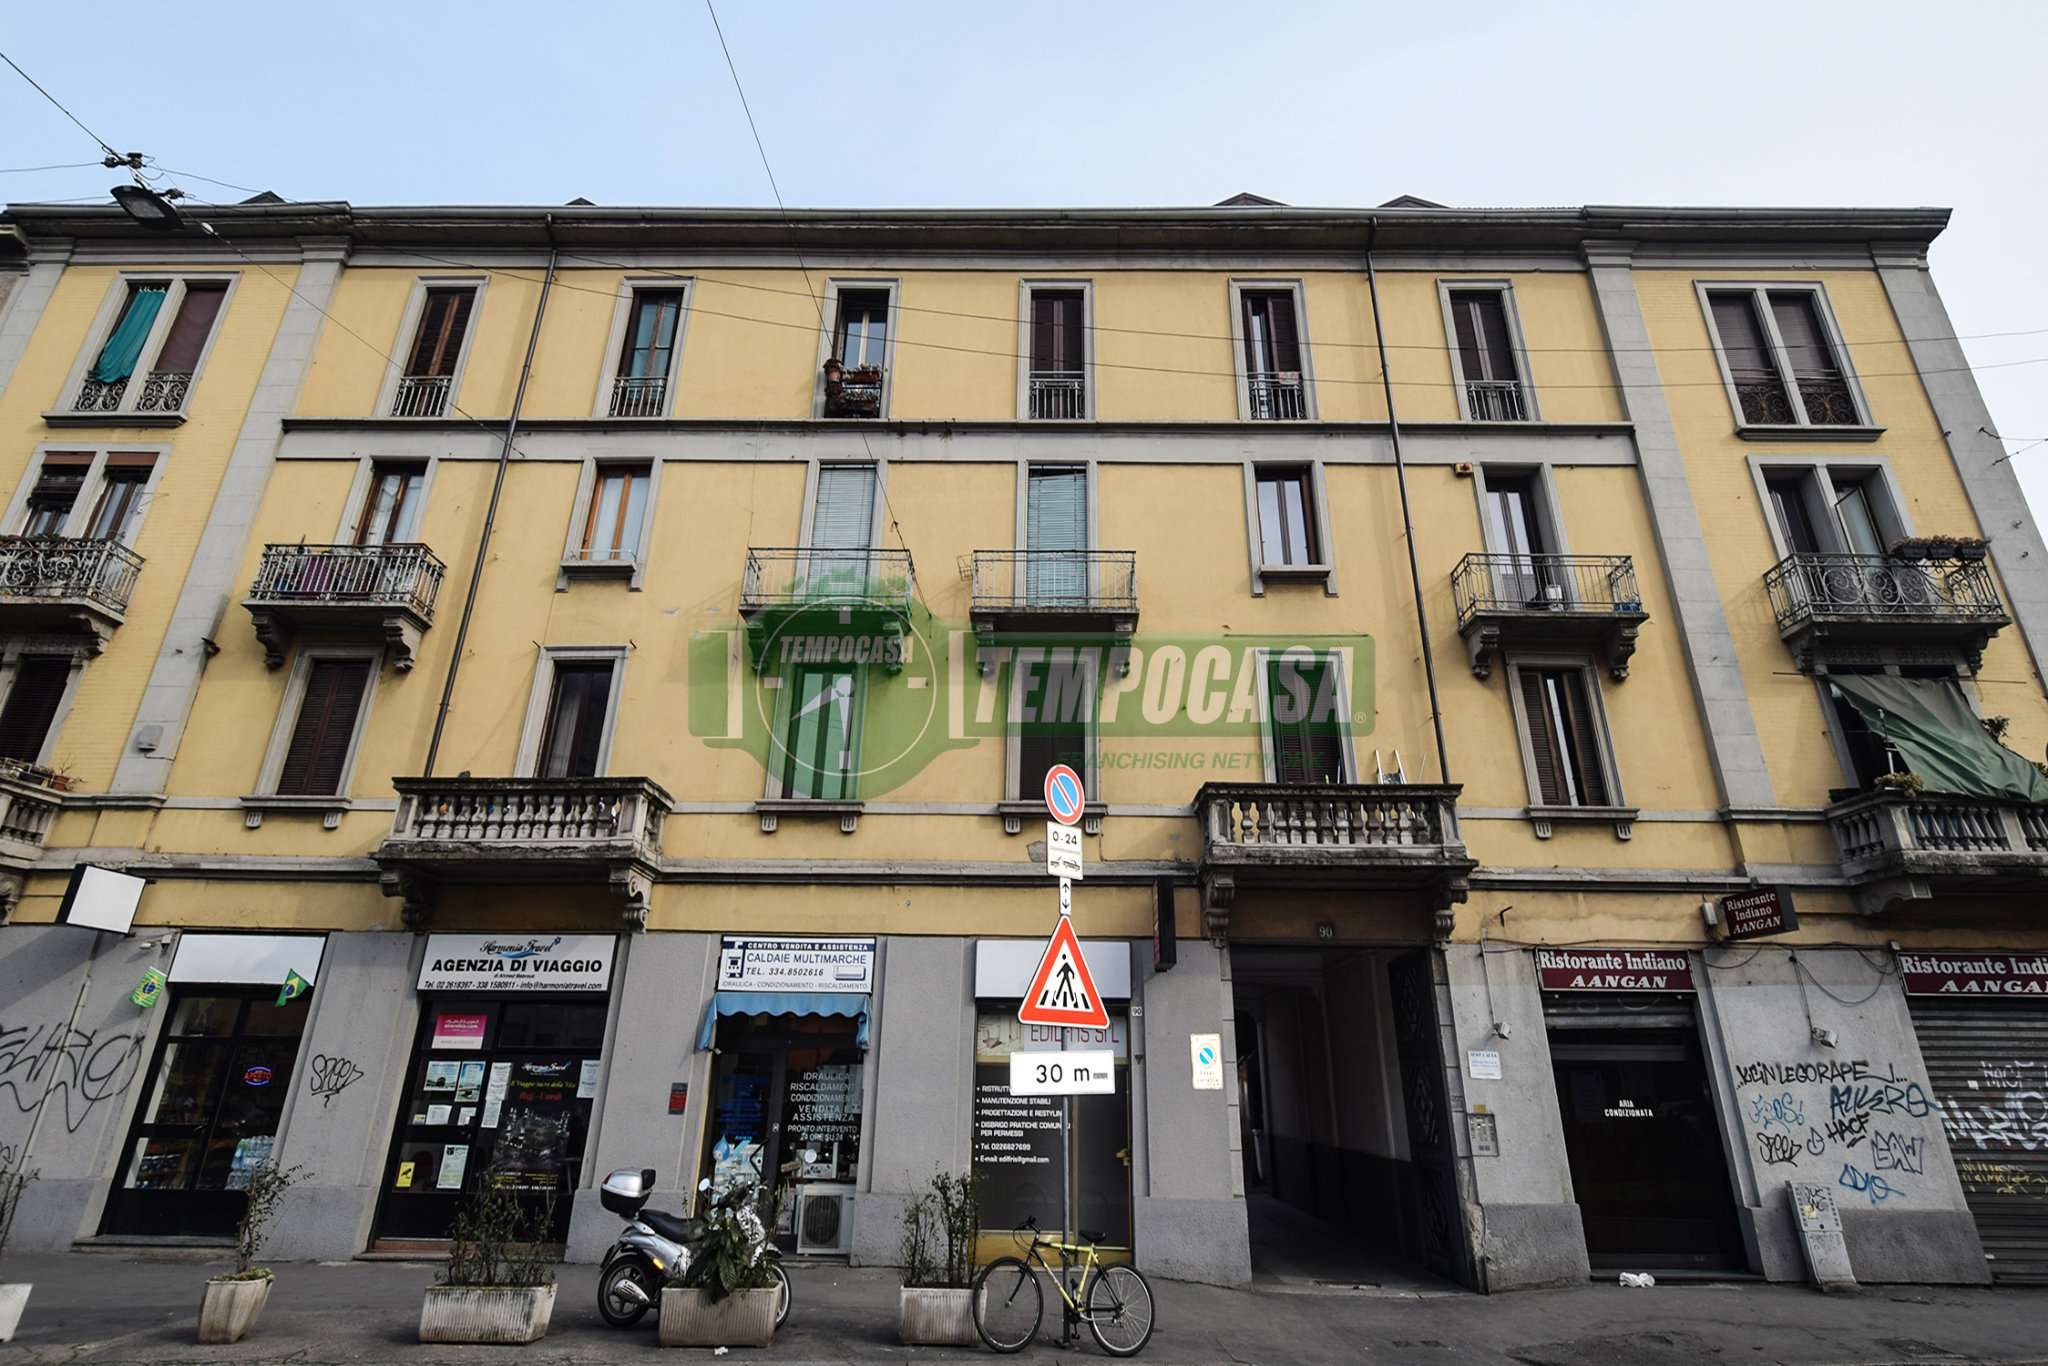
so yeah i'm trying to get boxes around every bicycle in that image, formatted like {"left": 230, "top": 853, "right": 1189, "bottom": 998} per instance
{"left": 973, "top": 1216, "right": 1155, "bottom": 1356}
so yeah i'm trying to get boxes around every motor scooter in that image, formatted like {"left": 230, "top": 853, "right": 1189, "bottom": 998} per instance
{"left": 595, "top": 1169, "right": 790, "bottom": 1329}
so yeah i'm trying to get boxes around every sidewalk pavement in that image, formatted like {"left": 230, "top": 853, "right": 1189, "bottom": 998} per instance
{"left": 1, "top": 1251, "right": 2045, "bottom": 1366}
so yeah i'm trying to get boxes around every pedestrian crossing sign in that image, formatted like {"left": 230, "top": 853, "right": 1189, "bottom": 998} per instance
{"left": 1017, "top": 914, "right": 1109, "bottom": 1029}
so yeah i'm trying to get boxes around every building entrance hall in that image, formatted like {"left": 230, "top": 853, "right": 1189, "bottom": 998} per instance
{"left": 1231, "top": 946, "right": 1469, "bottom": 1291}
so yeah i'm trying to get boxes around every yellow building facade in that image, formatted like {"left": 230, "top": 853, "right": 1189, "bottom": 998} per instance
{"left": 0, "top": 200, "right": 2041, "bottom": 1290}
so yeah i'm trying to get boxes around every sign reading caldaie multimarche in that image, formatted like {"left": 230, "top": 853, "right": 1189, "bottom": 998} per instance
{"left": 1535, "top": 948, "right": 1695, "bottom": 992}
{"left": 1721, "top": 886, "right": 1799, "bottom": 941}
{"left": 718, "top": 937, "right": 876, "bottom": 992}
{"left": 1900, "top": 952, "right": 2048, "bottom": 997}
{"left": 418, "top": 934, "right": 616, "bottom": 993}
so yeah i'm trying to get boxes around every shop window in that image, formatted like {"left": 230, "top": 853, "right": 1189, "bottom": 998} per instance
{"left": 101, "top": 988, "right": 311, "bottom": 1238}
{"left": 972, "top": 1011, "right": 1132, "bottom": 1249}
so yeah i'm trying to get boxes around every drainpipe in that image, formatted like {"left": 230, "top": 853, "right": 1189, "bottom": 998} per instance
{"left": 1365, "top": 218, "right": 1451, "bottom": 785}
{"left": 424, "top": 222, "right": 560, "bottom": 777}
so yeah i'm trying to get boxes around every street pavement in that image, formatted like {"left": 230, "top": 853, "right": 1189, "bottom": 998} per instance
{"left": 1, "top": 1251, "right": 2046, "bottom": 1365}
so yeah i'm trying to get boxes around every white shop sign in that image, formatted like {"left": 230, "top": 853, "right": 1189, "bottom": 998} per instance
{"left": 718, "top": 937, "right": 876, "bottom": 992}
{"left": 170, "top": 933, "right": 326, "bottom": 986}
{"left": 417, "top": 934, "right": 616, "bottom": 993}
{"left": 974, "top": 939, "right": 1132, "bottom": 1001}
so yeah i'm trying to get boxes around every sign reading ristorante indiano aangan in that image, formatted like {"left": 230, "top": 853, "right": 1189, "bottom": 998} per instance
{"left": 1536, "top": 948, "right": 1695, "bottom": 992}
{"left": 1900, "top": 952, "right": 2048, "bottom": 996}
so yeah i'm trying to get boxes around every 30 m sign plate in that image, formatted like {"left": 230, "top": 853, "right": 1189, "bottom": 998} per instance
{"left": 1008, "top": 1050, "right": 1115, "bottom": 1096}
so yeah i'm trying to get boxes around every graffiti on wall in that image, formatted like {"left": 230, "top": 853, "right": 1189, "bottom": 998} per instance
{"left": 1733, "top": 1055, "right": 1937, "bottom": 1205}
{"left": 306, "top": 1054, "right": 364, "bottom": 1108}
{"left": 0, "top": 1018, "right": 144, "bottom": 1136}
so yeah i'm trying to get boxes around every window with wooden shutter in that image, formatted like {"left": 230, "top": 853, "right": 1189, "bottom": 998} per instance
{"left": 621, "top": 290, "right": 684, "bottom": 380}
{"left": 0, "top": 656, "right": 72, "bottom": 762}
{"left": 405, "top": 288, "right": 476, "bottom": 378}
{"left": 537, "top": 661, "right": 614, "bottom": 779}
{"left": 18, "top": 454, "right": 92, "bottom": 536}
{"left": 83, "top": 453, "right": 157, "bottom": 543}
{"left": 1030, "top": 291, "right": 1084, "bottom": 374}
{"left": 355, "top": 462, "right": 428, "bottom": 546}
{"left": 577, "top": 466, "right": 650, "bottom": 563}
{"left": 1267, "top": 657, "right": 1345, "bottom": 786}
{"left": 152, "top": 282, "right": 227, "bottom": 376}
{"left": 1520, "top": 667, "right": 1611, "bottom": 807}
{"left": 1242, "top": 291, "right": 1302, "bottom": 375}
{"left": 276, "top": 659, "right": 372, "bottom": 796}
{"left": 1450, "top": 291, "right": 1517, "bottom": 383}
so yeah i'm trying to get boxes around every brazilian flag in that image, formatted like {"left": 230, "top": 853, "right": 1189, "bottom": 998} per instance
{"left": 277, "top": 969, "right": 311, "bottom": 1007}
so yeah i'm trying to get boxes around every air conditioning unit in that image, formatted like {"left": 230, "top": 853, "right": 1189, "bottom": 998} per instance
{"left": 796, "top": 1184, "right": 855, "bottom": 1256}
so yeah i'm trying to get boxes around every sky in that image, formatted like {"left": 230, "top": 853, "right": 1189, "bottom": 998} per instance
{"left": 5, "top": 0, "right": 2047, "bottom": 511}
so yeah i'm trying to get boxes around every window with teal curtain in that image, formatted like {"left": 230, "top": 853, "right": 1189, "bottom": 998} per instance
{"left": 92, "top": 284, "right": 169, "bottom": 384}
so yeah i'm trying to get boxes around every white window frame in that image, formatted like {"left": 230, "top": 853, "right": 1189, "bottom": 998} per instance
{"left": 813, "top": 278, "right": 901, "bottom": 419}
{"left": 1013, "top": 459, "right": 1099, "bottom": 549}
{"left": 1747, "top": 455, "right": 1912, "bottom": 560}
{"left": 1695, "top": 281, "right": 1876, "bottom": 434}
{"left": 513, "top": 645, "right": 630, "bottom": 778}
{"left": 592, "top": 276, "right": 695, "bottom": 418}
{"left": 1015, "top": 279, "right": 1095, "bottom": 421}
{"left": 1242, "top": 459, "right": 1338, "bottom": 596}
{"left": 246, "top": 644, "right": 382, "bottom": 823}
{"left": 1437, "top": 280, "right": 1540, "bottom": 422}
{"left": 1227, "top": 279, "right": 1318, "bottom": 422}
{"left": 1, "top": 443, "right": 170, "bottom": 547}
{"left": 759, "top": 659, "right": 866, "bottom": 804}
{"left": 1004, "top": 645, "right": 1101, "bottom": 799}
{"left": 1470, "top": 463, "right": 1570, "bottom": 556}
{"left": 795, "top": 457, "right": 887, "bottom": 548}
{"left": 1503, "top": 653, "right": 1635, "bottom": 836}
{"left": 0, "top": 640, "right": 90, "bottom": 770}
{"left": 558, "top": 456, "right": 664, "bottom": 590}
{"left": 1251, "top": 645, "right": 1359, "bottom": 784}
{"left": 53, "top": 271, "right": 240, "bottom": 421}
{"left": 334, "top": 454, "right": 440, "bottom": 544}
{"left": 376, "top": 275, "right": 488, "bottom": 418}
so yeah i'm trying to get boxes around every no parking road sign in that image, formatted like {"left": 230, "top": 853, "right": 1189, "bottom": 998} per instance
{"left": 1043, "top": 763, "right": 1085, "bottom": 826}
{"left": 1017, "top": 913, "right": 1110, "bottom": 1030}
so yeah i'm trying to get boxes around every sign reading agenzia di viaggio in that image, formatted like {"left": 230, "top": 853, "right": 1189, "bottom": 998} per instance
{"left": 719, "top": 937, "right": 876, "bottom": 992}
{"left": 1535, "top": 948, "right": 1695, "bottom": 992}
{"left": 418, "top": 934, "right": 616, "bottom": 992}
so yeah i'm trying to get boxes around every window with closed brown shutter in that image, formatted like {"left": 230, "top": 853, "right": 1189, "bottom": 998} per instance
{"left": 18, "top": 454, "right": 92, "bottom": 536}
{"left": 1519, "top": 667, "right": 1611, "bottom": 806}
{"left": 152, "top": 282, "right": 227, "bottom": 375}
{"left": 276, "top": 659, "right": 372, "bottom": 796}
{"left": 1706, "top": 285, "right": 1863, "bottom": 427}
{"left": 0, "top": 657, "right": 72, "bottom": 762}
{"left": 83, "top": 454, "right": 157, "bottom": 543}
{"left": 405, "top": 288, "right": 476, "bottom": 378}
{"left": 1026, "top": 289, "right": 1088, "bottom": 419}
{"left": 1241, "top": 289, "right": 1307, "bottom": 419}
{"left": 1448, "top": 289, "right": 1531, "bottom": 420}
{"left": 1267, "top": 658, "right": 1345, "bottom": 785}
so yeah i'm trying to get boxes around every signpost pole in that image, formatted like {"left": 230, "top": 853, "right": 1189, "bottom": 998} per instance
{"left": 1061, "top": 1025, "right": 1073, "bottom": 1300}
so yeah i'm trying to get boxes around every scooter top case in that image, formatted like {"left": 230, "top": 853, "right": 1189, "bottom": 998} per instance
{"left": 601, "top": 1168, "right": 657, "bottom": 1217}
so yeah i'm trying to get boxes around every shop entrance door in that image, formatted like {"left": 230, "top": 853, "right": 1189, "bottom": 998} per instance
{"left": 102, "top": 988, "right": 311, "bottom": 1238}
{"left": 701, "top": 1016, "right": 863, "bottom": 1256}
{"left": 374, "top": 996, "right": 606, "bottom": 1244}
{"left": 1547, "top": 1002, "right": 1744, "bottom": 1271}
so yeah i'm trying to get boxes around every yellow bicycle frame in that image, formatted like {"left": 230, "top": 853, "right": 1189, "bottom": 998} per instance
{"left": 1029, "top": 1235, "right": 1103, "bottom": 1312}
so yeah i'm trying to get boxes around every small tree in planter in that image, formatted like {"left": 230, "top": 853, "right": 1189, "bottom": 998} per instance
{"left": 198, "top": 1161, "right": 301, "bottom": 1344}
{"left": 659, "top": 1182, "right": 780, "bottom": 1349}
{"left": 419, "top": 1180, "right": 558, "bottom": 1344}
{"left": 898, "top": 1170, "right": 981, "bottom": 1346}
{"left": 0, "top": 1164, "right": 37, "bottom": 1343}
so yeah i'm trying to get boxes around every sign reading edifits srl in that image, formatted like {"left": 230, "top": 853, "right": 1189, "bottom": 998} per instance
{"left": 1900, "top": 952, "right": 2048, "bottom": 996}
{"left": 1535, "top": 948, "right": 1695, "bottom": 992}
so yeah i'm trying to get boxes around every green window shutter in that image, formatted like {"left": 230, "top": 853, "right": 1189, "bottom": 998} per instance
{"left": 1268, "top": 658, "right": 1343, "bottom": 786}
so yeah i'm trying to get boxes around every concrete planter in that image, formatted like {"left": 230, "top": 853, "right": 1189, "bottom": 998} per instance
{"left": 658, "top": 1286, "right": 779, "bottom": 1348}
{"left": 198, "top": 1274, "right": 272, "bottom": 1344}
{"left": 898, "top": 1285, "right": 978, "bottom": 1346}
{"left": 417, "top": 1284, "right": 556, "bottom": 1344}
{"left": 0, "top": 1284, "right": 29, "bottom": 1343}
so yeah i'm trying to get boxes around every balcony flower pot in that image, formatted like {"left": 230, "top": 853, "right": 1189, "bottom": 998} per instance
{"left": 658, "top": 1286, "right": 778, "bottom": 1348}
{"left": 898, "top": 1286, "right": 978, "bottom": 1346}
{"left": 1952, "top": 539, "right": 1990, "bottom": 562}
{"left": 418, "top": 1284, "right": 557, "bottom": 1344}
{"left": 197, "top": 1272, "right": 272, "bottom": 1344}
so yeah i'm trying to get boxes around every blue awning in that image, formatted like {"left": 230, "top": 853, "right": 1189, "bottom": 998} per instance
{"left": 696, "top": 991, "right": 871, "bottom": 1050}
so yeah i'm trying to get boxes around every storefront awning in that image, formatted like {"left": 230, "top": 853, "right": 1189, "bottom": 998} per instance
{"left": 1830, "top": 673, "right": 2048, "bottom": 802}
{"left": 696, "top": 991, "right": 870, "bottom": 1050}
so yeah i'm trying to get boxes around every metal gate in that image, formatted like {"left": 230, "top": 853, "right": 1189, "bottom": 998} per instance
{"left": 1388, "top": 950, "right": 1474, "bottom": 1287}
{"left": 1911, "top": 998, "right": 2048, "bottom": 1283}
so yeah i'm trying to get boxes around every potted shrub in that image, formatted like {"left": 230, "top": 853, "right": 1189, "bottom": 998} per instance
{"left": 1873, "top": 770, "right": 1926, "bottom": 796}
{"left": 897, "top": 1170, "right": 980, "bottom": 1346}
{"left": 659, "top": 1182, "right": 779, "bottom": 1349}
{"left": 418, "top": 1182, "right": 557, "bottom": 1344}
{"left": 198, "top": 1161, "right": 299, "bottom": 1344}
{"left": 0, "top": 1164, "right": 37, "bottom": 1343}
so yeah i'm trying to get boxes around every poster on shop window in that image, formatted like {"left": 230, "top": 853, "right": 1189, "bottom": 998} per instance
{"left": 489, "top": 1060, "right": 578, "bottom": 1191}
{"left": 971, "top": 1014, "right": 1132, "bottom": 1247}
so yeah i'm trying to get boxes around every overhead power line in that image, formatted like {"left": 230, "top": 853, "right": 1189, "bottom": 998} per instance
{"left": 0, "top": 49, "right": 119, "bottom": 159}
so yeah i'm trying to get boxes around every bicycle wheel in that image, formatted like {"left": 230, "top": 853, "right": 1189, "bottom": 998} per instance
{"left": 973, "top": 1257, "right": 1043, "bottom": 1353}
{"left": 1086, "top": 1264, "right": 1155, "bottom": 1357}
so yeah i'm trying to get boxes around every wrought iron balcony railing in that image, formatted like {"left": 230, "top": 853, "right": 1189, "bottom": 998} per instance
{"left": 1731, "top": 366, "right": 1860, "bottom": 426}
{"left": 739, "top": 547, "right": 915, "bottom": 614}
{"left": 249, "top": 543, "right": 445, "bottom": 615}
{"left": 969, "top": 550, "right": 1136, "bottom": 618}
{"left": 1765, "top": 553, "right": 2004, "bottom": 629}
{"left": 1028, "top": 371, "right": 1087, "bottom": 420}
{"left": 1827, "top": 788, "right": 2048, "bottom": 914}
{"left": 1731, "top": 368, "right": 1796, "bottom": 425}
{"left": 1463, "top": 378, "right": 1530, "bottom": 422}
{"left": 609, "top": 375, "right": 669, "bottom": 417}
{"left": 1794, "top": 372, "right": 1860, "bottom": 425}
{"left": 391, "top": 374, "right": 453, "bottom": 418}
{"left": 0, "top": 536, "right": 143, "bottom": 616}
{"left": 135, "top": 371, "right": 192, "bottom": 412}
{"left": 1246, "top": 371, "right": 1307, "bottom": 420}
{"left": 1451, "top": 553, "right": 1647, "bottom": 680}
